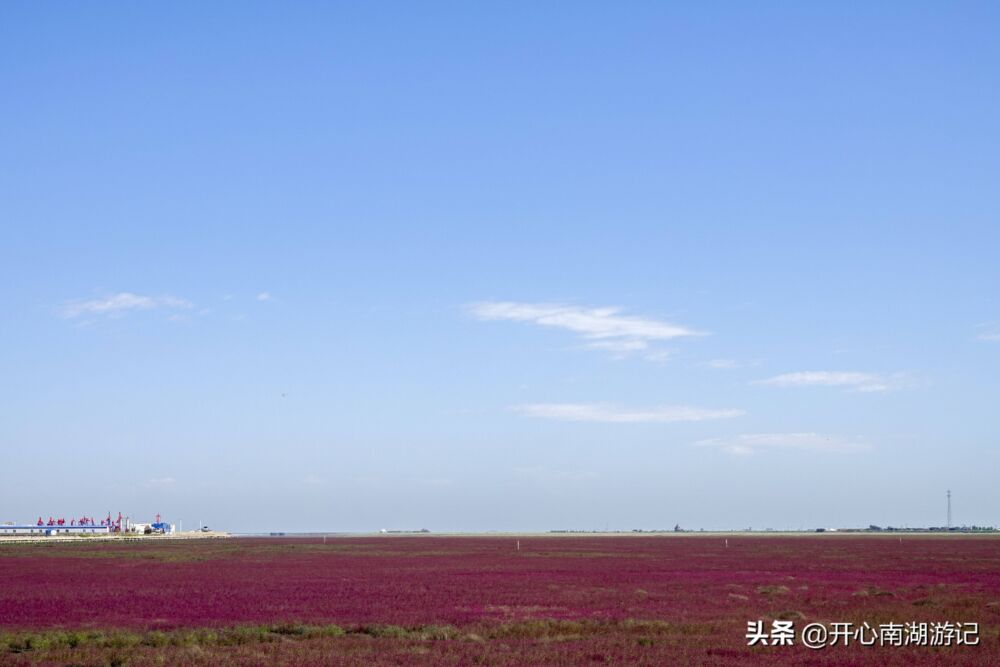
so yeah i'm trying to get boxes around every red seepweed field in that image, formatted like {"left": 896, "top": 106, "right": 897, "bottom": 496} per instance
{"left": 1, "top": 535, "right": 998, "bottom": 665}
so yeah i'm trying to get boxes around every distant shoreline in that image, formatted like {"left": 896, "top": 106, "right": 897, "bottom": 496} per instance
{"left": 229, "top": 530, "right": 999, "bottom": 538}
{"left": 5, "top": 530, "right": 997, "bottom": 545}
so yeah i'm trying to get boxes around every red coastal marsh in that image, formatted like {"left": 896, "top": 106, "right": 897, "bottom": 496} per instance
{"left": 1, "top": 535, "right": 997, "bottom": 665}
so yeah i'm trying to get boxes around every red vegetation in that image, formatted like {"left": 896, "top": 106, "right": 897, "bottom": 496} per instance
{"left": 0, "top": 536, "right": 997, "bottom": 664}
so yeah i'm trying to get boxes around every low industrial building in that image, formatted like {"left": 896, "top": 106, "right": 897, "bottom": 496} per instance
{"left": 0, "top": 525, "right": 110, "bottom": 536}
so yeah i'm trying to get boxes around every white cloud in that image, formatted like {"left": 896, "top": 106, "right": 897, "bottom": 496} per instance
{"left": 147, "top": 477, "right": 176, "bottom": 487}
{"left": 694, "top": 432, "right": 867, "bottom": 456}
{"left": 257, "top": 292, "right": 272, "bottom": 301}
{"left": 63, "top": 292, "right": 192, "bottom": 318}
{"left": 976, "top": 323, "right": 1000, "bottom": 341}
{"left": 468, "top": 301, "right": 702, "bottom": 360}
{"left": 755, "top": 371, "right": 900, "bottom": 393}
{"left": 514, "top": 403, "right": 745, "bottom": 423}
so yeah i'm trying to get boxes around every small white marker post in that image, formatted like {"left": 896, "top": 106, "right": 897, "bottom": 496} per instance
{"left": 725, "top": 539, "right": 728, "bottom": 548}
{"left": 517, "top": 540, "right": 520, "bottom": 552}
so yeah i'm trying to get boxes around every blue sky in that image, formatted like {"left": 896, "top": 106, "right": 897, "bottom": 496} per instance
{"left": 2, "top": 3, "right": 998, "bottom": 532}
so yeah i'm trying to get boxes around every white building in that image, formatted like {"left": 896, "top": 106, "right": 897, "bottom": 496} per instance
{"left": 0, "top": 525, "right": 110, "bottom": 536}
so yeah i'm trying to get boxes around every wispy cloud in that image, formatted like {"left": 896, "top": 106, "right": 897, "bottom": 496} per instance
{"left": 62, "top": 292, "right": 192, "bottom": 319}
{"left": 694, "top": 432, "right": 867, "bottom": 456}
{"left": 147, "top": 477, "right": 176, "bottom": 487}
{"left": 583, "top": 339, "right": 649, "bottom": 354}
{"left": 468, "top": 301, "right": 703, "bottom": 360}
{"left": 514, "top": 403, "right": 744, "bottom": 423}
{"left": 755, "top": 371, "right": 902, "bottom": 393}
{"left": 257, "top": 291, "right": 272, "bottom": 302}
{"left": 976, "top": 323, "right": 1000, "bottom": 341}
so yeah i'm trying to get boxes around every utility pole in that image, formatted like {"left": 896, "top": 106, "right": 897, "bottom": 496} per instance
{"left": 947, "top": 490, "right": 952, "bottom": 530}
